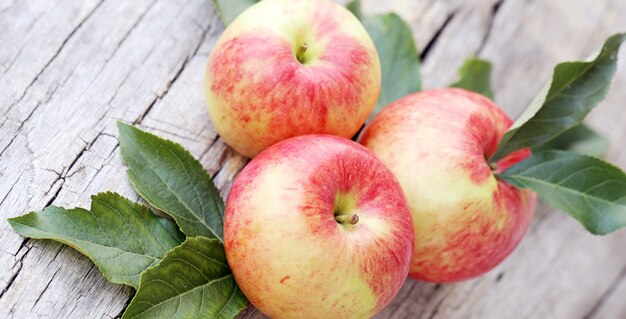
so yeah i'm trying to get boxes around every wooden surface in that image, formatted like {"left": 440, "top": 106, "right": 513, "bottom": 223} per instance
{"left": 1, "top": 0, "right": 625, "bottom": 318}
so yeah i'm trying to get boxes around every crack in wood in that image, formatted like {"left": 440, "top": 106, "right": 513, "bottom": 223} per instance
{"left": 426, "top": 293, "right": 447, "bottom": 319}
{"left": 495, "top": 271, "right": 505, "bottom": 283}
{"left": 0, "top": 133, "right": 18, "bottom": 160}
{"left": 37, "top": 130, "right": 106, "bottom": 208}
{"left": 145, "top": 118, "right": 214, "bottom": 141}
{"left": 133, "top": 12, "right": 213, "bottom": 126}
{"left": 102, "top": 16, "right": 224, "bottom": 316}
{"left": 5, "top": 0, "right": 216, "bottom": 220}
{"left": 200, "top": 134, "right": 222, "bottom": 158}
{"left": 426, "top": 280, "right": 483, "bottom": 319}
{"left": 32, "top": 267, "right": 62, "bottom": 307}
{"left": 0, "top": 266, "right": 22, "bottom": 300}
{"left": 42, "top": 168, "right": 62, "bottom": 178}
{"left": 132, "top": 53, "right": 191, "bottom": 125}
{"left": 44, "top": 179, "right": 65, "bottom": 208}
{"left": 582, "top": 265, "right": 626, "bottom": 319}
{"left": 0, "top": 4, "right": 222, "bottom": 314}
{"left": 476, "top": 0, "right": 506, "bottom": 55}
{"left": 141, "top": 125, "right": 204, "bottom": 143}
{"left": 86, "top": 2, "right": 159, "bottom": 109}
{"left": 420, "top": 12, "right": 456, "bottom": 62}
{"left": 65, "top": 141, "right": 93, "bottom": 177}
{"left": 96, "top": 0, "right": 158, "bottom": 81}
{"left": 0, "top": 58, "right": 71, "bottom": 161}
{"left": 212, "top": 160, "right": 227, "bottom": 179}
{"left": 2, "top": 0, "right": 154, "bottom": 160}
{"left": 49, "top": 245, "right": 66, "bottom": 263}
{"left": 3, "top": 41, "right": 28, "bottom": 80}
{"left": 3, "top": 1, "right": 625, "bottom": 318}
{"left": 41, "top": 130, "right": 114, "bottom": 207}
{"left": 15, "top": 239, "right": 30, "bottom": 257}
{"left": 0, "top": 169, "right": 25, "bottom": 208}
{"left": 1, "top": 6, "right": 49, "bottom": 84}
{"left": 119, "top": 0, "right": 158, "bottom": 56}
{"left": 79, "top": 264, "right": 97, "bottom": 286}
{"left": 0, "top": 244, "right": 31, "bottom": 300}
{"left": 74, "top": 144, "right": 120, "bottom": 199}
{"left": 0, "top": 0, "right": 17, "bottom": 17}
{"left": 3, "top": 0, "right": 106, "bottom": 118}
{"left": 113, "top": 293, "right": 134, "bottom": 319}
{"left": 0, "top": 1, "right": 233, "bottom": 317}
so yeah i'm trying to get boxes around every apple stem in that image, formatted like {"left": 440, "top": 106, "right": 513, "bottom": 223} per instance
{"left": 488, "top": 162, "right": 498, "bottom": 171}
{"left": 335, "top": 214, "right": 359, "bottom": 225}
{"left": 296, "top": 42, "right": 308, "bottom": 63}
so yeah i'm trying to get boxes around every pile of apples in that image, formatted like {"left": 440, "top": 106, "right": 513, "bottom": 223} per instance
{"left": 206, "top": 0, "right": 536, "bottom": 318}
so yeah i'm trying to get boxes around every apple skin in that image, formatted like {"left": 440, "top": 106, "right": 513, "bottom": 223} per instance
{"left": 224, "top": 135, "right": 414, "bottom": 319}
{"left": 358, "top": 88, "right": 537, "bottom": 283}
{"left": 205, "top": 0, "right": 381, "bottom": 158}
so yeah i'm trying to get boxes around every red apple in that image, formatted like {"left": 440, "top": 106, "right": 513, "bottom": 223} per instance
{"left": 224, "top": 135, "right": 413, "bottom": 318}
{"left": 205, "top": 0, "right": 381, "bottom": 158}
{"left": 358, "top": 88, "right": 537, "bottom": 283}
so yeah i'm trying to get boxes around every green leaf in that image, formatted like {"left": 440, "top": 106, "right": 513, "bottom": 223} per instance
{"left": 491, "top": 33, "right": 626, "bottom": 162}
{"left": 450, "top": 57, "right": 494, "bottom": 99}
{"left": 346, "top": 0, "right": 362, "bottom": 20}
{"left": 7, "top": 192, "right": 184, "bottom": 288}
{"left": 122, "top": 237, "right": 247, "bottom": 319}
{"left": 363, "top": 13, "right": 421, "bottom": 120}
{"left": 211, "top": 0, "right": 259, "bottom": 25}
{"left": 117, "top": 122, "right": 224, "bottom": 241}
{"left": 532, "top": 124, "right": 610, "bottom": 157}
{"left": 498, "top": 151, "right": 626, "bottom": 235}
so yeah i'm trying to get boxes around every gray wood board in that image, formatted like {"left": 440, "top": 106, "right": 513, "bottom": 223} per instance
{"left": 0, "top": 0, "right": 625, "bottom": 318}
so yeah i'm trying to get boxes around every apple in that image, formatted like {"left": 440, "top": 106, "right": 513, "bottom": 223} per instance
{"left": 224, "top": 135, "right": 414, "bottom": 318}
{"left": 205, "top": 0, "right": 381, "bottom": 158}
{"left": 358, "top": 88, "right": 538, "bottom": 283}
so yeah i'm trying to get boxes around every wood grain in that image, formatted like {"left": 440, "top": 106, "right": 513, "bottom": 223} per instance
{"left": 0, "top": 0, "right": 624, "bottom": 318}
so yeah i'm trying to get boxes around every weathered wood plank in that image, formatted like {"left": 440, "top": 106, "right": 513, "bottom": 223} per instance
{"left": 586, "top": 267, "right": 626, "bottom": 319}
{"left": 0, "top": 0, "right": 229, "bottom": 317}
{"left": 0, "top": 0, "right": 625, "bottom": 318}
